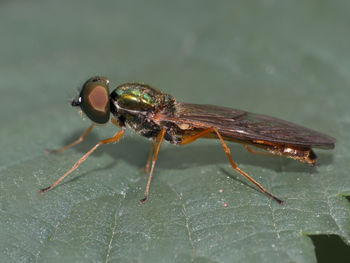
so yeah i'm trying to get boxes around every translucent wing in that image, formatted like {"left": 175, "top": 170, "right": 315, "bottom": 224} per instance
{"left": 170, "top": 102, "right": 336, "bottom": 149}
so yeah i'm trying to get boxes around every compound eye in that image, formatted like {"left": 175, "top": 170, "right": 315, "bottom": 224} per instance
{"left": 79, "top": 76, "right": 110, "bottom": 124}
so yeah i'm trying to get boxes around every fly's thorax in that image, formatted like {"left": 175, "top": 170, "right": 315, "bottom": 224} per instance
{"left": 109, "top": 82, "right": 178, "bottom": 141}
{"left": 110, "top": 83, "right": 175, "bottom": 113}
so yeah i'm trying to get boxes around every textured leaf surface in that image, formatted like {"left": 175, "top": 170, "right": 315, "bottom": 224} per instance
{"left": 0, "top": 1, "right": 349, "bottom": 262}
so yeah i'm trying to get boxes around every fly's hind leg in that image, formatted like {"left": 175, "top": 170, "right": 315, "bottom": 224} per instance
{"left": 180, "top": 127, "right": 284, "bottom": 204}
{"left": 244, "top": 145, "right": 276, "bottom": 157}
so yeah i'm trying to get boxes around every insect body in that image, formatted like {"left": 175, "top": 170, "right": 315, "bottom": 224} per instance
{"left": 41, "top": 76, "right": 336, "bottom": 204}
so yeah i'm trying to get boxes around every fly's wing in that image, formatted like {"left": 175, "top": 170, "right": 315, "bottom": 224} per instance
{"left": 170, "top": 102, "right": 336, "bottom": 149}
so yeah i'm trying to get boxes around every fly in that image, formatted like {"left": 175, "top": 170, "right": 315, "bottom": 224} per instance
{"left": 40, "top": 76, "right": 336, "bottom": 204}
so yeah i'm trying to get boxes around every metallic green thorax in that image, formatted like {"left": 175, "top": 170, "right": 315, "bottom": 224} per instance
{"left": 112, "top": 83, "right": 175, "bottom": 112}
{"left": 109, "top": 83, "right": 177, "bottom": 140}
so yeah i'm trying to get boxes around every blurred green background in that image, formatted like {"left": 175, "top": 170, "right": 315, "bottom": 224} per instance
{"left": 0, "top": 0, "right": 349, "bottom": 262}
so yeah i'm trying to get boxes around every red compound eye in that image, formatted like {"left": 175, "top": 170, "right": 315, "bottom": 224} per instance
{"left": 78, "top": 76, "right": 110, "bottom": 124}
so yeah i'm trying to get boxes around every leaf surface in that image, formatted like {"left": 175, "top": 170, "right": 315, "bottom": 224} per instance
{"left": 0, "top": 1, "right": 349, "bottom": 262}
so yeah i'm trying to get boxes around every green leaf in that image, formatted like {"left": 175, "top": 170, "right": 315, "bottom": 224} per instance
{"left": 1, "top": 1, "right": 349, "bottom": 263}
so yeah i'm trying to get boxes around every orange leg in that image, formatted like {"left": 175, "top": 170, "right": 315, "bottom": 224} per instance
{"left": 110, "top": 118, "right": 121, "bottom": 128}
{"left": 144, "top": 138, "right": 156, "bottom": 173}
{"left": 180, "top": 127, "right": 283, "bottom": 204}
{"left": 40, "top": 128, "right": 125, "bottom": 193}
{"left": 179, "top": 128, "right": 216, "bottom": 145}
{"left": 140, "top": 128, "right": 166, "bottom": 204}
{"left": 46, "top": 119, "right": 120, "bottom": 154}
{"left": 244, "top": 145, "right": 275, "bottom": 157}
{"left": 46, "top": 124, "right": 94, "bottom": 154}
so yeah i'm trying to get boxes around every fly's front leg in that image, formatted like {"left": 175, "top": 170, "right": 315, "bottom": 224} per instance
{"left": 46, "top": 118, "right": 121, "bottom": 154}
{"left": 46, "top": 124, "right": 94, "bottom": 153}
{"left": 40, "top": 127, "right": 125, "bottom": 193}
